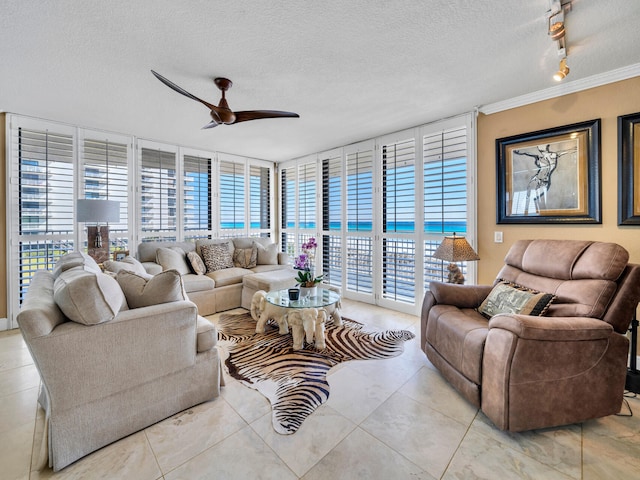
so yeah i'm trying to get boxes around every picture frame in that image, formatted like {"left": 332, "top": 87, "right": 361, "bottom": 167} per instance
{"left": 618, "top": 112, "right": 640, "bottom": 225}
{"left": 496, "top": 119, "right": 601, "bottom": 224}
{"left": 113, "top": 250, "right": 129, "bottom": 261}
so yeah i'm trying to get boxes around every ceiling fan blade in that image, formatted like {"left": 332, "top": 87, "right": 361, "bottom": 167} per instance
{"left": 202, "top": 120, "right": 219, "bottom": 129}
{"left": 233, "top": 110, "right": 300, "bottom": 124}
{"left": 151, "top": 70, "right": 218, "bottom": 111}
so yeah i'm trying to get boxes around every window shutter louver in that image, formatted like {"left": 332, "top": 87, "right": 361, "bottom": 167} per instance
{"left": 322, "top": 154, "right": 343, "bottom": 288}
{"left": 82, "top": 138, "right": 129, "bottom": 249}
{"left": 423, "top": 127, "right": 468, "bottom": 285}
{"left": 140, "top": 148, "right": 178, "bottom": 239}
{"left": 381, "top": 137, "right": 416, "bottom": 304}
{"left": 298, "top": 162, "right": 316, "bottom": 230}
{"left": 15, "top": 127, "right": 75, "bottom": 304}
{"left": 346, "top": 148, "right": 374, "bottom": 294}
{"left": 219, "top": 160, "right": 246, "bottom": 235}
{"left": 183, "top": 154, "right": 212, "bottom": 240}
{"left": 250, "top": 165, "right": 270, "bottom": 233}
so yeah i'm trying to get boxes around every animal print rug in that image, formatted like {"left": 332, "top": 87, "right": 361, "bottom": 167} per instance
{"left": 216, "top": 312, "right": 415, "bottom": 434}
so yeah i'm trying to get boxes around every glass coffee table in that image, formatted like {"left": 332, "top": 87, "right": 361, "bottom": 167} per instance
{"left": 265, "top": 287, "right": 340, "bottom": 310}
{"left": 262, "top": 287, "right": 342, "bottom": 350}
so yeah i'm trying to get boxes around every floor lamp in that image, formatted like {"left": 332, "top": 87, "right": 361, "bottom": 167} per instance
{"left": 77, "top": 199, "right": 120, "bottom": 263}
{"left": 432, "top": 233, "right": 480, "bottom": 284}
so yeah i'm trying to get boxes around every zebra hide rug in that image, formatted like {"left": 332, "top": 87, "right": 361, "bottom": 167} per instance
{"left": 216, "top": 312, "right": 415, "bottom": 435}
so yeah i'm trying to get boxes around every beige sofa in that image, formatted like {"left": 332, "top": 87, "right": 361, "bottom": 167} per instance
{"left": 17, "top": 252, "right": 221, "bottom": 471}
{"left": 133, "top": 237, "right": 295, "bottom": 315}
{"left": 421, "top": 239, "right": 640, "bottom": 432}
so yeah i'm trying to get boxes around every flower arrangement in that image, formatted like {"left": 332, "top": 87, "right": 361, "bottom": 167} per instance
{"left": 293, "top": 237, "right": 324, "bottom": 287}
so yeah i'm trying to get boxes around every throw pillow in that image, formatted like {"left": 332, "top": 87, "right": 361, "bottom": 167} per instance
{"left": 478, "top": 281, "right": 555, "bottom": 319}
{"left": 52, "top": 251, "right": 102, "bottom": 278}
{"left": 155, "top": 247, "right": 191, "bottom": 275}
{"left": 255, "top": 241, "right": 278, "bottom": 265}
{"left": 53, "top": 268, "right": 125, "bottom": 325}
{"left": 187, "top": 251, "right": 206, "bottom": 275}
{"left": 233, "top": 245, "right": 258, "bottom": 269}
{"left": 103, "top": 256, "right": 148, "bottom": 276}
{"left": 116, "top": 269, "right": 187, "bottom": 309}
{"left": 200, "top": 242, "right": 234, "bottom": 272}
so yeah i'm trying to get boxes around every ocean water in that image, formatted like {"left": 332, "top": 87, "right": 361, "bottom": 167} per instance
{"left": 282, "top": 221, "right": 467, "bottom": 235}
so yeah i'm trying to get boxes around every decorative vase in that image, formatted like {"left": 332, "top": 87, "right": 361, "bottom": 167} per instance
{"left": 300, "top": 286, "right": 317, "bottom": 298}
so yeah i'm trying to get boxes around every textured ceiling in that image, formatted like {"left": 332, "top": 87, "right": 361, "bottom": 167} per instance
{"left": 1, "top": 0, "right": 639, "bottom": 161}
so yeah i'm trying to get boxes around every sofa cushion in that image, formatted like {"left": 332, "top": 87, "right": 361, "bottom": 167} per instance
{"left": 103, "top": 256, "right": 148, "bottom": 276}
{"left": 255, "top": 242, "right": 278, "bottom": 265}
{"left": 187, "top": 251, "right": 206, "bottom": 275}
{"left": 233, "top": 245, "right": 258, "bottom": 269}
{"left": 478, "top": 282, "right": 555, "bottom": 319}
{"left": 53, "top": 268, "right": 125, "bottom": 325}
{"left": 206, "top": 267, "right": 253, "bottom": 287}
{"left": 116, "top": 269, "right": 187, "bottom": 308}
{"left": 156, "top": 247, "right": 191, "bottom": 275}
{"left": 182, "top": 273, "right": 215, "bottom": 293}
{"left": 52, "top": 251, "right": 102, "bottom": 278}
{"left": 200, "top": 242, "right": 234, "bottom": 272}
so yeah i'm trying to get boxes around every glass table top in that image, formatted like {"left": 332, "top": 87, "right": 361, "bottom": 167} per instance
{"left": 265, "top": 288, "right": 340, "bottom": 309}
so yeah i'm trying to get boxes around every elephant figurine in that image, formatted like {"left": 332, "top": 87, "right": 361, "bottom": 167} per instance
{"left": 323, "top": 298, "right": 342, "bottom": 326}
{"left": 251, "top": 298, "right": 289, "bottom": 335}
{"left": 250, "top": 290, "right": 267, "bottom": 321}
{"left": 287, "top": 308, "right": 326, "bottom": 350}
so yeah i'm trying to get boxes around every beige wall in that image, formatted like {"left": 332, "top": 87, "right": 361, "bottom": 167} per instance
{"left": 477, "top": 76, "right": 640, "bottom": 284}
{"left": 0, "top": 113, "right": 6, "bottom": 318}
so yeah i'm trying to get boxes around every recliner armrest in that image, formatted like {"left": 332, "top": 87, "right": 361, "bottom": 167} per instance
{"left": 488, "top": 314, "right": 613, "bottom": 341}
{"left": 429, "top": 281, "right": 493, "bottom": 308}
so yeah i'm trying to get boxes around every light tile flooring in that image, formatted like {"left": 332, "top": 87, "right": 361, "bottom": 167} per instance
{"left": 2, "top": 299, "right": 640, "bottom": 479}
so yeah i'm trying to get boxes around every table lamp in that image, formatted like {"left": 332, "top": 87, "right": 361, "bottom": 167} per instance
{"left": 432, "top": 233, "right": 480, "bottom": 284}
{"left": 77, "top": 199, "right": 120, "bottom": 248}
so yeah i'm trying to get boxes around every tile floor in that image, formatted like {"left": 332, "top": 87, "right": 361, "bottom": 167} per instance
{"left": 2, "top": 299, "right": 640, "bottom": 479}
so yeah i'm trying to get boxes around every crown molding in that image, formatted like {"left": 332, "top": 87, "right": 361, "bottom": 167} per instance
{"left": 479, "top": 63, "right": 640, "bottom": 115}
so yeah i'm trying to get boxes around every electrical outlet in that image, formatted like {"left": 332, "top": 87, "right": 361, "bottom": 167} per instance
{"left": 494, "top": 231, "right": 503, "bottom": 243}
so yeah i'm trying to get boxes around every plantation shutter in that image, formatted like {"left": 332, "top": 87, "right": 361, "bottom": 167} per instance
{"left": 423, "top": 127, "right": 468, "bottom": 284}
{"left": 81, "top": 137, "right": 129, "bottom": 250}
{"left": 140, "top": 147, "right": 178, "bottom": 240}
{"left": 249, "top": 165, "right": 270, "bottom": 233}
{"left": 298, "top": 162, "right": 316, "bottom": 230}
{"left": 345, "top": 148, "right": 374, "bottom": 294}
{"left": 219, "top": 159, "right": 245, "bottom": 235}
{"left": 381, "top": 136, "right": 416, "bottom": 304}
{"left": 322, "top": 153, "right": 343, "bottom": 287}
{"left": 183, "top": 154, "right": 212, "bottom": 240}
{"left": 11, "top": 125, "right": 75, "bottom": 309}
{"left": 280, "top": 166, "right": 296, "bottom": 255}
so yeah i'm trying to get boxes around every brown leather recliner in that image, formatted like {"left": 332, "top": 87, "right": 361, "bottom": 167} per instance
{"left": 421, "top": 239, "right": 640, "bottom": 431}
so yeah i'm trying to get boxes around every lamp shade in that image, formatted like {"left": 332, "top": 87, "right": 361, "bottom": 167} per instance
{"left": 432, "top": 234, "right": 479, "bottom": 262}
{"left": 77, "top": 199, "right": 120, "bottom": 223}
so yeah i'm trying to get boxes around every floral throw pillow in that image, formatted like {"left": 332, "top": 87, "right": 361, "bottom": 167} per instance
{"left": 200, "top": 242, "right": 234, "bottom": 272}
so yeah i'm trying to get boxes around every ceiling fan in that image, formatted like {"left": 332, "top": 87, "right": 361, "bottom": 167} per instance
{"left": 151, "top": 70, "right": 299, "bottom": 129}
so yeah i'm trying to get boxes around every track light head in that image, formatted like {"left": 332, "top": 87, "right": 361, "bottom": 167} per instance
{"left": 553, "top": 58, "right": 570, "bottom": 81}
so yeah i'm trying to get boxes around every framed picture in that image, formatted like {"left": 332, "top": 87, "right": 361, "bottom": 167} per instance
{"left": 618, "top": 112, "right": 640, "bottom": 225}
{"left": 113, "top": 250, "right": 129, "bottom": 261}
{"left": 496, "top": 119, "right": 601, "bottom": 224}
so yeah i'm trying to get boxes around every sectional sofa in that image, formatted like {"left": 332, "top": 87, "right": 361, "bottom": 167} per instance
{"left": 111, "top": 237, "right": 296, "bottom": 316}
